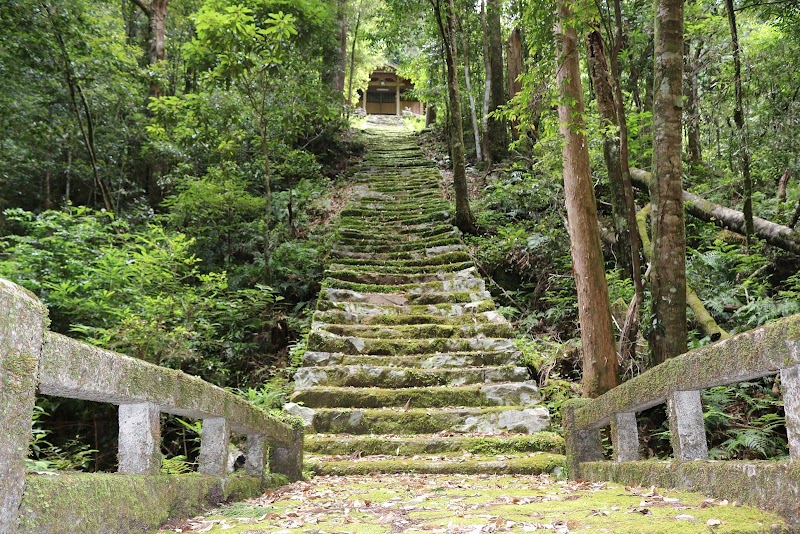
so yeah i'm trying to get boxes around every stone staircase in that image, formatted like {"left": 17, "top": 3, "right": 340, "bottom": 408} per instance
{"left": 286, "top": 124, "right": 564, "bottom": 476}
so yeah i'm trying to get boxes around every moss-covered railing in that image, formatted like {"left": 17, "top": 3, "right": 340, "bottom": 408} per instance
{"left": 0, "top": 278, "right": 303, "bottom": 532}
{"left": 563, "top": 313, "right": 800, "bottom": 524}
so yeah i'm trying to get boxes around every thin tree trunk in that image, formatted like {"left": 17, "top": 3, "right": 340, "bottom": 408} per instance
{"left": 556, "top": 0, "right": 618, "bottom": 398}
{"left": 480, "top": 0, "right": 491, "bottom": 160}
{"left": 587, "top": 30, "right": 633, "bottom": 280}
{"left": 432, "top": 0, "right": 476, "bottom": 234}
{"left": 485, "top": 0, "right": 507, "bottom": 163}
{"left": 507, "top": 27, "right": 523, "bottom": 139}
{"left": 130, "top": 0, "right": 169, "bottom": 97}
{"left": 345, "top": 0, "right": 364, "bottom": 118}
{"left": 650, "top": 0, "right": 686, "bottom": 366}
{"left": 334, "top": 0, "right": 348, "bottom": 94}
{"left": 686, "top": 41, "right": 703, "bottom": 165}
{"left": 457, "top": 13, "right": 482, "bottom": 161}
{"left": 725, "top": 0, "right": 753, "bottom": 246}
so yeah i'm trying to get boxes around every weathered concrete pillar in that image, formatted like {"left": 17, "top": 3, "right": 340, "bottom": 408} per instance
{"left": 395, "top": 81, "right": 401, "bottom": 116}
{"left": 362, "top": 88, "right": 368, "bottom": 113}
{"left": 667, "top": 390, "right": 708, "bottom": 460}
{"left": 0, "top": 279, "right": 46, "bottom": 532}
{"left": 780, "top": 365, "right": 800, "bottom": 461}
{"left": 198, "top": 417, "right": 230, "bottom": 477}
{"left": 118, "top": 402, "right": 161, "bottom": 474}
{"left": 269, "top": 427, "right": 304, "bottom": 481}
{"left": 245, "top": 433, "right": 267, "bottom": 478}
{"left": 562, "top": 399, "right": 604, "bottom": 479}
{"left": 611, "top": 412, "right": 640, "bottom": 462}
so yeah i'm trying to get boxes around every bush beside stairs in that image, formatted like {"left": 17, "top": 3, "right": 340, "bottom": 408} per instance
{"left": 285, "top": 126, "right": 565, "bottom": 476}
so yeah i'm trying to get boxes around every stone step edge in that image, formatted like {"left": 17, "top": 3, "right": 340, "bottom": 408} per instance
{"left": 306, "top": 452, "right": 566, "bottom": 476}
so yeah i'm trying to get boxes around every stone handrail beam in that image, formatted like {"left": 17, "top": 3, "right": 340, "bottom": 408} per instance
{"left": 563, "top": 313, "right": 800, "bottom": 524}
{"left": 0, "top": 278, "right": 303, "bottom": 532}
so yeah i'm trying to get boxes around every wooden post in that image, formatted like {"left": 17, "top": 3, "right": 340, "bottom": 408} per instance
{"left": 396, "top": 80, "right": 401, "bottom": 116}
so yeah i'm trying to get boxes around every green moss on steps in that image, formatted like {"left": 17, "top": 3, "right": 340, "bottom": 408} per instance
{"left": 307, "top": 453, "right": 565, "bottom": 476}
{"left": 304, "top": 433, "right": 565, "bottom": 456}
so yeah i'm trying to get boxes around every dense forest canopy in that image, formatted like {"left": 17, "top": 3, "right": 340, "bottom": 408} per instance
{"left": 2, "top": 0, "right": 800, "bottom": 469}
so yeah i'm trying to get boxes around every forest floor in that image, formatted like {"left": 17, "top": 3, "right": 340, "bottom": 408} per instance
{"left": 159, "top": 473, "right": 785, "bottom": 533}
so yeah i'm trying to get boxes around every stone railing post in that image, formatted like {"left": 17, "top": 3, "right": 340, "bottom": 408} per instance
{"left": 611, "top": 412, "right": 640, "bottom": 462}
{"left": 118, "top": 402, "right": 162, "bottom": 474}
{"left": 562, "top": 399, "right": 604, "bottom": 479}
{"left": 198, "top": 417, "right": 230, "bottom": 477}
{"left": 245, "top": 433, "right": 267, "bottom": 478}
{"left": 0, "top": 280, "right": 46, "bottom": 532}
{"left": 780, "top": 365, "right": 800, "bottom": 461}
{"left": 269, "top": 427, "right": 304, "bottom": 481}
{"left": 667, "top": 390, "right": 708, "bottom": 460}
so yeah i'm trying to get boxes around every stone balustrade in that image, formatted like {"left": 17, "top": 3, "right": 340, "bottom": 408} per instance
{"left": 563, "top": 313, "right": 800, "bottom": 523}
{"left": 0, "top": 278, "right": 303, "bottom": 532}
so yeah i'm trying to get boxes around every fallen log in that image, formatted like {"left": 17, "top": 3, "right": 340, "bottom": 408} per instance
{"left": 630, "top": 168, "right": 800, "bottom": 255}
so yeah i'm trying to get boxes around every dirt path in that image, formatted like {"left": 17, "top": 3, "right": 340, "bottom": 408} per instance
{"left": 161, "top": 473, "right": 784, "bottom": 533}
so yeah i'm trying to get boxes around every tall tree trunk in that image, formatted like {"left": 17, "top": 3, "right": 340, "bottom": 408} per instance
{"left": 507, "top": 27, "right": 523, "bottom": 139}
{"left": 131, "top": 0, "right": 169, "bottom": 97}
{"left": 587, "top": 30, "right": 633, "bottom": 281}
{"left": 334, "top": 0, "right": 348, "bottom": 94}
{"left": 345, "top": 0, "right": 364, "bottom": 117}
{"left": 556, "top": 0, "right": 618, "bottom": 398}
{"left": 432, "top": 0, "right": 477, "bottom": 234}
{"left": 485, "top": 0, "right": 507, "bottom": 163}
{"left": 480, "top": 0, "right": 491, "bottom": 159}
{"left": 457, "top": 13, "right": 483, "bottom": 161}
{"left": 650, "top": 0, "right": 687, "bottom": 366}
{"left": 725, "top": 0, "right": 754, "bottom": 246}
{"left": 685, "top": 40, "right": 703, "bottom": 165}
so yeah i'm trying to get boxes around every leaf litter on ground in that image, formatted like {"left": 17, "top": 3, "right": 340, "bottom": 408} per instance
{"left": 158, "top": 473, "right": 785, "bottom": 533}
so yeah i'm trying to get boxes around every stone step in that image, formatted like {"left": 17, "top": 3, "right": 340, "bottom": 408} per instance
{"left": 307, "top": 452, "right": 565, "bottom": 476}
{"left": 317, "top": 288, "right": 493, "bottom": 309}
{"left": 331, "top": 234, "right": 461, "bottom": 254}
{"left": 306, "top": 330, "right": 515, "bottom": 355}
{"left": 321, "top": 276, "right": 485, "bottom": 295}
{"left": 337, "top": 225, "right": 452, "bottom": 243}
{"left": 313, "top": 308, "right": 507, "bottom": 326}
{"left": 291, "top": 381, "right": 540, "bottom": 408}
{"left": 292, "top": 364, "right": 529, "bottom": 389}
{"left": 317, "top": 321, "right": 513, "bottom": 340}
{"left": 324, "top": 266, "right": 473, "bottom": 286}
{"left": 298, "top": 405, "right": 551, "bottom": 435}
{"left": 301, "top": 349, "right": 519, "bottom": 368}
{"left": 328, "top": 260, "right": 475, "bottom": 275}
{"left": 304, "top": 432, "right": 565, "bottom": 456}
{"left": 316, "top": 299, "right": 497, "bottom": 318}
{"left": 329, "top": 244, "right": 467, "bottom": 262}
{"left": 330, "top": 250, "right": 472, "bottom": 269}
{"left": 336, "top": 210, "right": 450, "bottom": 227}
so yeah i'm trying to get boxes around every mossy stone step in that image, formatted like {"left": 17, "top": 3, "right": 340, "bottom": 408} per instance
{"left": 316, "top": 299, "right": 496, "bottom": 318}
{"left": 321, "top": 276, "right": 485, "bottom": 296}
{"left": 329, "top": 246, "right": 468, "bottom": 263}
{"left": 318, "top": 321, "right": 513, "bottom": 340}
{"left": 304, "top": 432, "right": 564, "bottom": 456}
{"left": 302, "top": 349, "right": 519, "bottom": 368}
{"left": 329, "top": 250, "right": 471, "bottom": 268}
{"left": 331, "top": 235, "right": 461, "bottom": 254}
{"left": 324, "top": 266, "right": 474, "bottom": 286}
{"left": 292, "top": 364, "right": 529, "bottom": 389}
{"left": 336, "top": 219, "right": 458, "bottom": 235}
{"left": 337, "top": 211, "right": 451, "bottom": 227}
{"left": 308, "top": 405, "right": 550, "bottom": 435}
{"left": 307, "top": 452, "right": 565, "bottom": 476}
{"left": 306, "top": 330, "right": 514, "bottom": 355}
{"left": 291, "top": 381, "right": 542, "bottom": 408}
{"left": 313, "top": 308, "right": 507, "bottom": 326}
{"left": 327, "top": 261, "right": 475, "bottom": 276}
{"left": 337, "top": 224, "right": 454, "bottom": 241}
{"left": 318, "top": 288, "right": 492, "bottom": 309}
